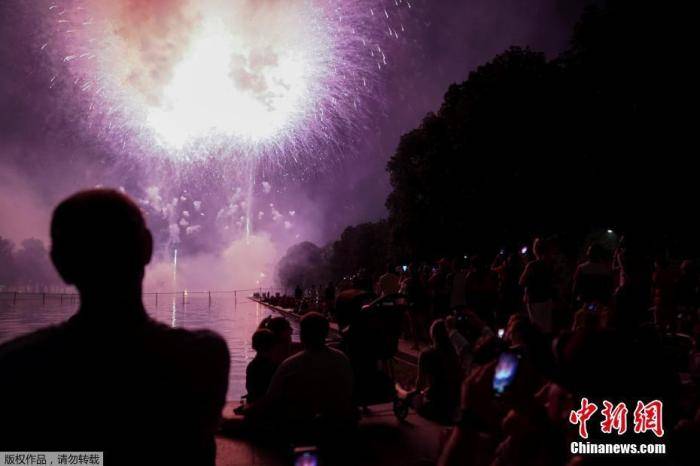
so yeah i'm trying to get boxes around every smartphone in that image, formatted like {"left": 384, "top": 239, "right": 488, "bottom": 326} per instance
{"left": 294, "top": 446, "right": 319, "bottom": 466}
{"left": 492, "top": 351, "right": 520, "bottom": 396}
{"left": 587, "top": 303, "right": 597, "bottom": 312}
{"left": 402, "top": 265, "right": 408, "bottom": 272}
{"left": 520, "top": 246, "right": 528, "bottom": 255}
{"left": 497, "top": 328, "right": 505, "bottom": 339}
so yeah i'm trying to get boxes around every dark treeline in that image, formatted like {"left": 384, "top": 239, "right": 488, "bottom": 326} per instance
{"left": 277, "top": 221, "right": 390, "bottom": 289}
{"left": 277, "top": 0, "right": 693, "bottom": 288}
{"left": 0, "top": 236, "right": 61, "bottom": 290}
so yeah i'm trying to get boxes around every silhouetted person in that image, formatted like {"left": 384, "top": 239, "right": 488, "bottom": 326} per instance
{"left": 258, "top": 315, "right": 294, "bottom": 357}
{"left": 492, "top": 251, "right": 524, "bottom": 323}
{"left": 572, "top": 243, "right": 613, "bottom": 305}
{"left": 520, "top": 238, "right": 556, "bottom": 333}
{"left": 676, "top": 259, "right": 699, "bottom": 313}
{"left": 376, "top": 266, "right": 400, "bottom": 296}
{"left": 398, "top": 319, "right": 461, "bottom": 424}
{"left": 429, "top": 258, "right": 452, "bottom": 318}
{"left": 464, "top": 255, "right": 498, "bottom": 325}
{"left": 245, "top": 329, "right": 279, "bottom": 404}
{"left": 323, "top": 281, "right": 336, "bottom": 315}
{"left": 246, "top": 312, "right": 354, "bottom": 443}
{"left": 0, "top": 189, "right": 230, "bottom": 465}
{"left": 612, "top": 242, "right": 652, "bottom": 330}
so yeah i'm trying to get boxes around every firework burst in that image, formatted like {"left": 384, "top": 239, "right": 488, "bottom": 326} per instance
{"left": 35, "top": 0, "right": 413, "bottom": 169}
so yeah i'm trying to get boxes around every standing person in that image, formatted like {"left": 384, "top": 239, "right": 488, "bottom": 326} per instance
{"left": 676, "top": 260, "right": 699, "bottom": 316}
{"left": 652, "top": 255, "right": 678, "bottom": 330}
{"left": 449, "top": 257, "right": 468, "bottom": 310}
{"left": 519, "top": 238, "right": 556, "bottom": 334}
{"left": 492, "top": 251, "right": 524, "bottom": 325}
{"left": 572, "top": 243, "right": 613, "bottom": 306}
{"left": 464, "top": 255, "right": 499, "bottom": 326}
{"left": 376, "top": 266, "right": 401, "bottom": 297}
{"left": 401, "top": 263, "right": 430, "bottom": 349}
{"left": 0, "top": 189, "right": 230, "bottom": 465}
{"left": 612, "top": 242, "right": 653, "bottom": 330}
{"left": 323, "top": 281, "right": 336, "bottom": 316}
{"left": 429, "top": 259, "right": 453, "bottom": 319}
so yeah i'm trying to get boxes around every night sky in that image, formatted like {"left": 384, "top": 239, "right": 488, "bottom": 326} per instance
{"left": 0, "top": 0, "right": 586, "bottom": 288}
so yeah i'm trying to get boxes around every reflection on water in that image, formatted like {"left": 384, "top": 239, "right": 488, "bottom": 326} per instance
{"left": 0, "top": 296, "right": 296, "bottom": 400}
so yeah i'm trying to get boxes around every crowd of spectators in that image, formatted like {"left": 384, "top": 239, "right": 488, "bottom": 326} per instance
{"left": 256, "top": 235, "right": 700, "bottom": 465}
{"left": 1, "top": 189, "right": 697, "bottom": 465}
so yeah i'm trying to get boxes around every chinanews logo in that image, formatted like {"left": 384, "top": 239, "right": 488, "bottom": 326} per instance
{"left": 568, "top": 398, "right": 667, "bottom": 456}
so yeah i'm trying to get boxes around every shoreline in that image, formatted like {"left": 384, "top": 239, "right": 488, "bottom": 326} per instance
{"left": 250, "top": 297, "right": 419, "bottom": 366}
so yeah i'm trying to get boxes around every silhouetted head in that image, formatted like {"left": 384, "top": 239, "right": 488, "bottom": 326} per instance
{"left": 260, "top": 316, "right": 292, "bottom": 345}
{"left": 50, "top": 189, "right": 152, "bottom": 295}
{"left": 429, "top": 319, "right": 451, "bottom": 352}
{"left": 437, "top": 258, "right": 450, "bottom": 272}
{"left": 681, "top": 259, "right": 696, "bottom": 276}
{"left": 377, "top": 272, "right": 399, "bottom": 296}
{"left": 587, "top": 243, "right": 605, "bottom": 262}
{"left": 258, "top": 316, "right": 293, "bottom": 362}
{"left": 299, "top": 312, "right": 329, "bottom": 350}
{"left": 251, "top": 329, "right": 276, "bottom": 356}
{"left": 505, "top": 314, "right": 534, "bottom": 348}
{"left": 469, "top": 254, "right": 487, "bottom": 272}
{"left": 533, "top": 237, "right": 549, "bottom": 260}
{"left": 572, "top": 307, "right": 601, "bottom": 332}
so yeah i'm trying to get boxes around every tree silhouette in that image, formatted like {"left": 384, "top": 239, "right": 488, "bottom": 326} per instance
{"left": 0, "top": 236, "right": 15, "bottom": 286}
{"left": 14, "top": 238, "right": 59, "bottom": 288}
{"left": 386, "top": 46, "right": 563, "bottom": 260}
{"left": 277, "top": 241, "right": 327, "bottom": 289}
{"left": 326, "top": 220, "right": 389, "bottom": 280}
{"left": 385, "top": 0, "right": 696, "bottom": 261}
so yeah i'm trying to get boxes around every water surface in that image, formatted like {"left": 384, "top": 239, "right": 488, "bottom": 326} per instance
{"left": 0, "top": 294, "right": 294, "bottom": 400}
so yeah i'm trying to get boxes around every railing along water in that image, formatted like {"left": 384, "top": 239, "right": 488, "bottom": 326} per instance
{"left": 0, "top": 288, "right": 287, "bottom": 308}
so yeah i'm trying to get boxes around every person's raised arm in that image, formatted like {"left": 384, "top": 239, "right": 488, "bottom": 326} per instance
{"left": 518, "top": 262, "right": 531, "bottom": 288}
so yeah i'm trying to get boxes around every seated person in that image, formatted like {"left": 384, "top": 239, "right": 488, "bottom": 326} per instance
{"left": 398, "top": 319, "right": 461, "bottom": 424}
{"left": 0, "top": 189, "right": 230, "bottom": 465}
{"left": 246, "top": 312, "right": 355, "bottom": 441}
{"left": 259, "top": 315, "right": 303, "bottom": 356}
{"left": 445, "top": 309, "right": 496, "bottom": 375}
{"left": 345, "top": 288, "right": 406, "bottom": 404}
{"left": 245, "top": 329, "right": 279, "bottom": 404}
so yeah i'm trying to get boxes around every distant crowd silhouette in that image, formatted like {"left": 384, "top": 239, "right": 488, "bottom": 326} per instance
{"left": 1, "top": 189, "right": 699, "bottom": 466}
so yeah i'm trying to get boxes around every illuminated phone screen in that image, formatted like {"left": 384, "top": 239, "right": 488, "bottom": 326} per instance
{"left": 493, "top": 351, "right": 520, "bottom": 395}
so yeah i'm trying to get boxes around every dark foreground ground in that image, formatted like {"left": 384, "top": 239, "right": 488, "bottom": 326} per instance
{"left": 216, "top": 401, "right": 443, "bottom": 466}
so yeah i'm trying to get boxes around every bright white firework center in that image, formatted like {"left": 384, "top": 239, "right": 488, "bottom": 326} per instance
{"left": 144, "top": 4, "right": 325, "bottom": 149}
